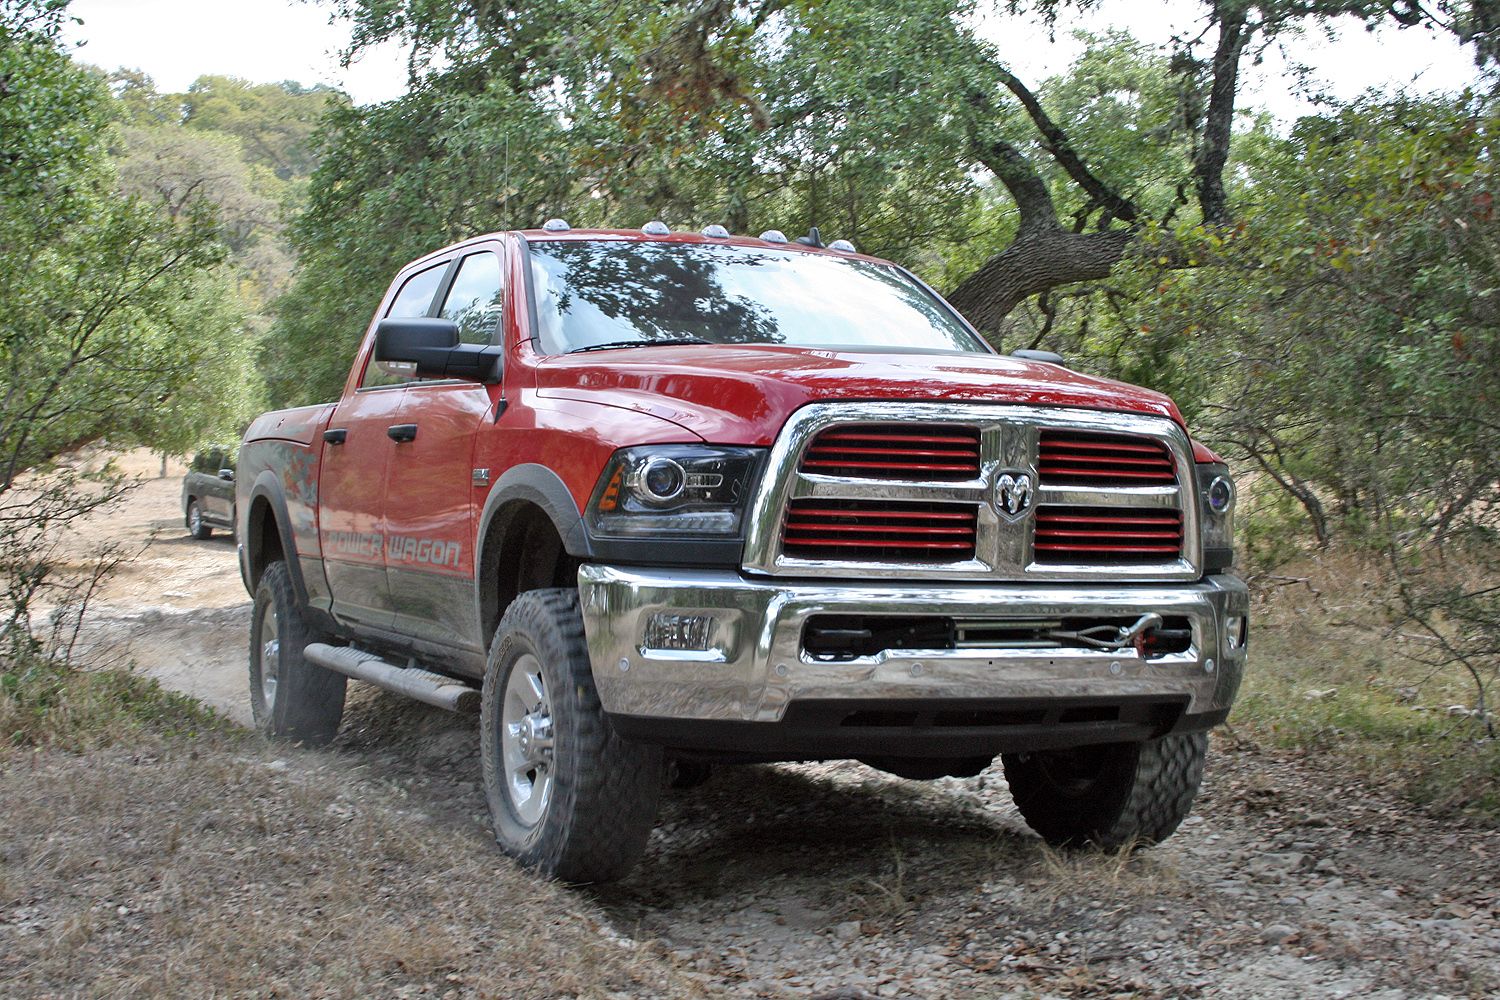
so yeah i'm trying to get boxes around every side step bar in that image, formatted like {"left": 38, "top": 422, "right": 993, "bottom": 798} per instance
{"left": 304, "top": 643, "right": 479, "bottom": 713}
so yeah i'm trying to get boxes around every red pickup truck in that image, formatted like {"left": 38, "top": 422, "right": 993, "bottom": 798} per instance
{"left": 236, "top": 224, "right": 1247, "bottom": 882}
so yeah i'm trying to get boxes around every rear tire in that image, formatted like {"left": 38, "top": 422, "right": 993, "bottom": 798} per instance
{"left": 481, "top": 588, "right": 662, "bottom": 883}
{"left": 1002, "top": 733, "right": 1208, "bottom": 849}
{"left": 249, "top": 560, "right": 346, "bottom": 745}
{"left": 186, "top": 499, "right": 212, "bottom": 539}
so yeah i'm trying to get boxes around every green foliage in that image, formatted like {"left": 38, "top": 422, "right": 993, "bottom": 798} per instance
{"left": 271, "top": 78, "right": 580, "bottom": 405}
{"left": 1005, "top": 31, "right": 1198, "bottom": 224}
{"left": 0, "top": 168, "right": 249, "bottom": 483}
{"left": 96, "top": 69, "right": 340, "bottom": 386}
{"left": 1, "top": 1, "right": 266, "bottom": 669}
{"left": 1, "top": 645, "right": 230, "bottom": 751}
{"left": 1121, "top": 91, "right": 1500, "bottom": 541}
{"left": 179, "top": 75, "right": 346, "bottom": 180}
{"left": 1108, "top": 89, "right": 1500, "bottom": 715}
{"left": 2, "top": 3, "right": 247, "bottom": 481}
{"left": 112, "top": 122, "right": 290, "bottom": 308}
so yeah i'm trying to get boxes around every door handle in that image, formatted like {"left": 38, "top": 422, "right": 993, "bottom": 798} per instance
{"left": 387, "top": 423, "right": 418, "bottom": 443}
{"left": 323, "top": 428, "right": 347, "bottom": 445}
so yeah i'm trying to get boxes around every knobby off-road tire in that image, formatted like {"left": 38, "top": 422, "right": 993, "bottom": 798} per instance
{"left": 481, "top": 588, "right": 663, "bottom": 883}
{"left": 249, "top": 560, "right": 346, "bottom": 745}
{"left": 1002, "top": 732, "right": 1209, "bottom": 849}
{"left": 186, "top": 499, "right": 212, "bottom": 539}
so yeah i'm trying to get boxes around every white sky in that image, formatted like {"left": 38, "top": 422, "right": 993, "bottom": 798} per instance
{"left": 66, "top": 0, "right": 1485, "bottom": 119}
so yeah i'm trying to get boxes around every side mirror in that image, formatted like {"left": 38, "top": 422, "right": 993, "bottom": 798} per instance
{"left": 1011, "top": 348, "right": 1067, "bottom": 367}
{"left": 218, "top": 468, "right": 235, "bottom": 482}
{"left": 375, "top": 317, "right": 501, "bottom": 382}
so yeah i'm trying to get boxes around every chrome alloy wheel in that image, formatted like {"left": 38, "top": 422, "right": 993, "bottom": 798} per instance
{"left": 257, "top": 598, "right": 280, "bottom": 712}
{"left": 501, "top": 653, "right": 555, "bottom": 827}
{"left": 187, "top": 502, "right": 202, "bottom": 535}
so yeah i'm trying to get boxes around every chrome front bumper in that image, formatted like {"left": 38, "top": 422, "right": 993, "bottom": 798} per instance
{"left": 578, "top": 565, "right": 1248, "bottom": 724}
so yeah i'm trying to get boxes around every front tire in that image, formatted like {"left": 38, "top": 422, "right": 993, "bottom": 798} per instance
{"left": 186, "top": 499, "right": 212, "bottom": 539}
{"left": 1002, "top": 732, "right": 1208, "bottom": 849}
{"left": 481, "top": 589, "right": 663, "bottom": 883}
{"left": 249, "top": 560, "right": 346, "bottom": 745}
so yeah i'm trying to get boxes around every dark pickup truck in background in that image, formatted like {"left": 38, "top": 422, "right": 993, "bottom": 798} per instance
{"left": 182, "top": 446, "right": 236, "bottom": 540}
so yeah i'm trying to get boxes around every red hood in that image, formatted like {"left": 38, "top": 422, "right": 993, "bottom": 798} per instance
{"left": 534, "top": 344, "right": 1184, "bottom": 446}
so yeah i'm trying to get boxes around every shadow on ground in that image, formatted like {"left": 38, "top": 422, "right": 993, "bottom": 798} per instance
{"left": 330, "top": 684, "right": 1036, "bottom": 911}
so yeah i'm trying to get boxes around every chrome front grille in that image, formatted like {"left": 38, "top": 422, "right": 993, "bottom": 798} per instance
{"left": 1033, "top": 506, "right": 1184, "bottom": 564}
{"left": 782, "top": 498, "right": 979, "bottom": 562}
{"left": 800, "top": 424, "right": 982, "bottom": 481}
{"left": 744, "top": 402, "right": 1200, "bottom": 582}
{"left": 1038, "top": 429, "right": 1177, "bottom": 486}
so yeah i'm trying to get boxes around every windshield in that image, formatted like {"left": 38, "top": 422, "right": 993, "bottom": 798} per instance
{"left": 526, "top": 240, "right": 988, "bottom": 355}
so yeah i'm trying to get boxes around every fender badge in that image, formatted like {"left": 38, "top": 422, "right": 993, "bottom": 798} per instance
{"left": 472, "top": 468, "right": 492, "bottom": 487}
{"left": 995, "top": 471, "right": 1034, "bottom": 519}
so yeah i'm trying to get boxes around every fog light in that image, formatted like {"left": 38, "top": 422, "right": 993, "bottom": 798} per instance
{"left": 643, "top": 613, "right": 717, "bottom": 651}
{"left": 1225, "top": 616, "right": 1246, "bottom": 649}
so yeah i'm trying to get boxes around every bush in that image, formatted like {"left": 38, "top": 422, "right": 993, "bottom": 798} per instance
{"left": 0, "top": 647, "right": 229, "bottom": 753}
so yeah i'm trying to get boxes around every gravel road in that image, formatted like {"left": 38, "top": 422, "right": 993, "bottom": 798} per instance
{"left": 60, "top": 455, "right": 1500, "bottom": 998}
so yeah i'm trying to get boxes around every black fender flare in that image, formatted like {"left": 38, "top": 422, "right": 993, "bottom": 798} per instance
{"left": 246, "top": 470, "right": 312, "bottom": 607}
{"left": 473, "top": 463, "right": 592, "bottom": 634}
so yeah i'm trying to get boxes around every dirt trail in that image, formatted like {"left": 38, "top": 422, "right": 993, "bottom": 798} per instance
{"left": 53, "top": 452, "right": 1500, "bottom": 998}
{"left": 57, "top": 450, "right": 252, "bottom": 723}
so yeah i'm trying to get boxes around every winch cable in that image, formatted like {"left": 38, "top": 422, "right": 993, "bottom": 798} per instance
{"left": 1042, "top": 613, "right": 1164, "bottom": 651}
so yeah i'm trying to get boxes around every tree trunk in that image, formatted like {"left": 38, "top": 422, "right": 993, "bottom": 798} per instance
{"left": 952, "top": 88, "right": 1141, "bottom": 333}
{"left": 1194, "top": 7, "right": 1251, "bottom": 227}
{"left": 946, "top": 226, "right": 1135, "bottom": 334}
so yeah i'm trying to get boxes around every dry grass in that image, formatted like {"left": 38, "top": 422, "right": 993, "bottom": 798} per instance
{"left": 1235, "top": 551, "right": 1500, "bottom": 820}
{"left": 1029, "top": 842, "right": 1184, "bottom": 905}
{"left": 0, "top": 741, "right": 718, "bottom": 999}
{"left": 0, "top": 650, "right": 713, "bottom": 999}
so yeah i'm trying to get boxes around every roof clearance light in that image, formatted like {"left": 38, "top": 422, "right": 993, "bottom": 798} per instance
{"left": 642, "top": 220, "right": 671, "bottom": 235}
{"left": 828, "top": 239, "right": 856, "bottom": 252}
{"left": 702, "top": 224, "right": 730, "bottom": 238}
{"left": 759, "top": 230, "right": 788, "bottom": 243}
{"left": 542, "top": 218, "right": 571, "bottom": 232}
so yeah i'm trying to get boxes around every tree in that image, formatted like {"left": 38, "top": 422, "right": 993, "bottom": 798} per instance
{"left": 1, "top": 0, "right": 259, "bottom": 645}
{"left": 443, "top": 0, "right": 1490, "bottom": 331}
{"left": 179, "top": 75, "right": 346, "bottom": 181}
{"left": 114, "top": 125, "right": 276, "bottom": 247}
{"left": 933, "top": 0, "right": 1495, "bottom": 331}
{"left": 1103, "top": 89, "right": 1500, "bottom": 716}
{"left": 269, "top": 78, "right": 580, "bottom": 405}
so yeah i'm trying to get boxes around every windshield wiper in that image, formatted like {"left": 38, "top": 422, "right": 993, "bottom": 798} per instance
{"left": 570, "top": 337, "right": 713, "bottom": 353}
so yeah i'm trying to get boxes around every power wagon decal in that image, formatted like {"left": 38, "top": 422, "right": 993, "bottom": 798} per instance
{"left": 325, "top": 530, "right": 463, "bottom": 569}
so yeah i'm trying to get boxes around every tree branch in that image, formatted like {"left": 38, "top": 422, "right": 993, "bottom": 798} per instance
{"left": 1193, "top": 7, "right": 1252, "bottom": 226}
{"left": 994, "top": 66, "right": 1138, "bottom": 224}
{"left": 964, "top": 88, "right": 1062, "bottom": 236}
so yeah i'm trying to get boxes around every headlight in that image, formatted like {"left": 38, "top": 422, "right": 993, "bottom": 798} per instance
{"left": 588, "top": 445, "right": 765, "bottom": 537}
{"left": 1196, "top": 462, "right": 1235, "bottom": 572}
